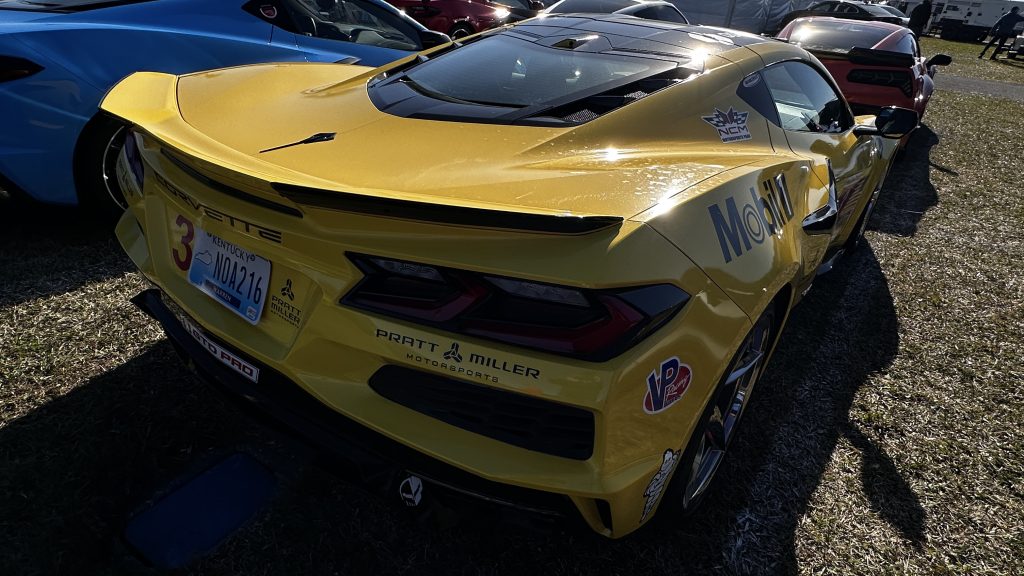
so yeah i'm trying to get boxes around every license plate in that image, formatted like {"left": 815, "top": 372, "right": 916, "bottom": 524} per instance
{"left": 187, "top": 229, "right": 271, "bottom": 325}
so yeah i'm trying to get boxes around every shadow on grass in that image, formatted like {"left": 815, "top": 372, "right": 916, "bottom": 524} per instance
{"left": 0, "top": 341, "right": 270, "bottom": 576}
{"left": 871, "top": 124, "right": 942, "bottom": 238}
{"left": 0, "top": 197, "right": 131, "bottom": 308}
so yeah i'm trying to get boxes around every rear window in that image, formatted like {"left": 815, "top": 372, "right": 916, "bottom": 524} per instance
{"left": 878, "top": 5, "right": 906, "bottom": 17}
{"left": 860, "top": 3, "right": 898, "bottom": 16}
{"left": 546, "top": 0, "right": 635, "bottom": 13}
{"left": 787, "top": 20, "right": 894, "bottom": 51}
{"left": 404, "top": 34, "right": 674, "bottom": 108}
{"left": 0, "top": 0, "right": 154, "bottom": 11}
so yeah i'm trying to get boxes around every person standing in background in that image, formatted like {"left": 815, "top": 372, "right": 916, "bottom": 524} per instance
{"left": 979, "top": 6, "right": 1024, "bottom": 59}
{"left": 908, "top": 0, "right": 932, "bottom": 38}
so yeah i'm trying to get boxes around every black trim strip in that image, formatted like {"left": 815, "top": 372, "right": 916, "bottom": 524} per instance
{"left": 274, "top": 183, "right": 623, "bottom": 234}
{"left": 160, "top": 148, "right": 303, "bottom": 218}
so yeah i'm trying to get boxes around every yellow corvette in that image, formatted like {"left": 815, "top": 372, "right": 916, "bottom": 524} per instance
{"left": 104, "top": 15, "right": 916, "bottom": 537}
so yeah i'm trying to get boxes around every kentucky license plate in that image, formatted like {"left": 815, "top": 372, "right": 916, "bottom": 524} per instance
{"left": 187, "top": 229, "right": 271, "bottom": 325}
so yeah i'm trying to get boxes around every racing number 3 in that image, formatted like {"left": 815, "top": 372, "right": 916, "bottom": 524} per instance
{"left": 173, "top": 214, "right": 194, "bottom": 271}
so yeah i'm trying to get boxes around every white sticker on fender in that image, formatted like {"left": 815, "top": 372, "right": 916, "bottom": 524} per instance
{"left": 181, "top": 317, "right": 260, "bottom": 383}
{"left": 641, "top": 449, "right": 679, "bottom": 522}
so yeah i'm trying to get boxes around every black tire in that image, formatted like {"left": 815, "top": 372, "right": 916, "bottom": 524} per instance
{"left": 448, "top": 23, "right": 475, "bottom": 40}
{"left": 657, "top": 306, "right": 777, "bottom": 519}
{"left": 74, "top": 114, "right": 129, "bottom": 223}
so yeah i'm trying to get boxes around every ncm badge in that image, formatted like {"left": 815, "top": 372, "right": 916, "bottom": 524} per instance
{"left": 708, "top": 175, "right": 794, "bottom": 263}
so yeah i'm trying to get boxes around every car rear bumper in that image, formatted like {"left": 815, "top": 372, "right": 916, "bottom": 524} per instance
{"left": 132, "top": 287, "right": 598, "bottom": 534}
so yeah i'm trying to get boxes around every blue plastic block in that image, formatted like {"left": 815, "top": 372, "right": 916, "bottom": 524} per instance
{"left": 124, "top": 452, "right": 277, "bottom": 569}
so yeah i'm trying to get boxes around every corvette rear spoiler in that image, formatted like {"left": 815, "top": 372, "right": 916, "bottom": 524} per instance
{"left": 809, "top": 47, "right": 914, "bottom": 68}
{"left": 273, "top": 183, "right": 624, "bottom": 234}
{"left": 104, "top": 71, "right": 623, "bottom": 236}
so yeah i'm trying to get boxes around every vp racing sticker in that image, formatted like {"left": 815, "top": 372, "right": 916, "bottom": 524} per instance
{"left": 643, "top": 357, "right": 692, "bottom": 414}
{"left": 641, "top": 449, "right": 679, "bottom": 522}
{"left": 702, "top": 107, "right": 751, "bottom": 143}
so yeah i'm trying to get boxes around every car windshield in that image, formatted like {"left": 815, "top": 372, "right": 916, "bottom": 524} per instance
{"left": 787, "top": 21, "right": 893, "bottom": 51}
{"left": 403, "top": 34, "right": 673, "bottom": 108}
{"left": 0, "top": 0, "right": 154, "bottom": 10}
{"left": 296, "top": 0, "right": 419, "bottom": 51}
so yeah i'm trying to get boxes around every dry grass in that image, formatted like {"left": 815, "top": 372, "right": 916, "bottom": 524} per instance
{"left": 1, "top": 87, "right": 1023, "bottom": 575}
{"left": 920, "top": 36, "right": 1024, "bottom": 83}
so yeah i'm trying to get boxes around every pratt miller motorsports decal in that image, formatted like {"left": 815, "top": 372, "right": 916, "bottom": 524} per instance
{"left": 269, "top": 279, "right": 302, "bottom": 327}
{"left": 375, "top": 328, "right": 541, "bottom": 384}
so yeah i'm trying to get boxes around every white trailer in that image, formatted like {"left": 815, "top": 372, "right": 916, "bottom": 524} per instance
{"left": 931, "top": 0, "right": 1024, "bottom": 41}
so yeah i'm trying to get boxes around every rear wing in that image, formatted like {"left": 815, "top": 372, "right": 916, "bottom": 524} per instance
{"left": 102, "top": 71, "right": 623, "bottom": 235}
{"left": 809, "top": 47, "right": 914, "bottom": 68}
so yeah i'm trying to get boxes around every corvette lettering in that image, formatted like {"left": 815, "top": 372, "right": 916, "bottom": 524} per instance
{"left": 709, "top": 174, "right": 794, "bottom": 263}
{"left": 155, "top": 172, "right": 283, "bottom": 244}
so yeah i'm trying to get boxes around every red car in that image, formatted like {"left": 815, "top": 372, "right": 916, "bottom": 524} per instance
{"left": 777, "top": 17, "right": 951, "bottom": 119}
{"left": 392, "top": 0, "right": 543, "bottom": 39}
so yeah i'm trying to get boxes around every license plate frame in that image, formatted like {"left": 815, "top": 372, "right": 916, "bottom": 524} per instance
{"left": 187, "top": 229, "right": 271, "bottom": 325}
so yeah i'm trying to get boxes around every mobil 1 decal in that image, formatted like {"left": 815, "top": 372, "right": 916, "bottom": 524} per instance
{"left": 643, "top": 357, "right": 692, "bottom": 414}
{"left": 708, "top": 174, "right": 794, "bottom": 263}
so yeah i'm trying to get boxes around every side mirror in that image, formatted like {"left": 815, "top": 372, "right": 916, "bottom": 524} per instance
{"left": 925, "top": 53, "right": 953, "bottom": 66}
{"left": 419, "top": 30, "right": 451, "bottom": 49}
{"left": 853, "top": 106, "right": 919, "bottom": 139}
{"left": 529, "top": 0, "right": 545, "bottom": 9}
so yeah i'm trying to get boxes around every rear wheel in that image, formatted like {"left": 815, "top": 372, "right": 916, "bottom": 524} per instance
{"left": 74, "top": 114, "right": 129, "bottom": 223}
{"left": 659, "top": 306, "right": 776, "bottom": 516}
{"left": 448, "top": 23, "right": 475, "bottom": 40}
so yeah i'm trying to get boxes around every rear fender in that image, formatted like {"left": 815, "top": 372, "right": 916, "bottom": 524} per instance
{"left": 635, "top": 160, "right": 831, "bottom": 321}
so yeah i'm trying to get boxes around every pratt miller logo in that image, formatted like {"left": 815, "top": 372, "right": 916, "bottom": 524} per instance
{"left": 702, "top": 107, "right": 751, "bottom": 143}
{"left": 443, "top": 342, "right": 463, "bottom": 363}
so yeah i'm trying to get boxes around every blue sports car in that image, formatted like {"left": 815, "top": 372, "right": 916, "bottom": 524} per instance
{"left": 0, "top": 0, "right": 446, "bottom": 213}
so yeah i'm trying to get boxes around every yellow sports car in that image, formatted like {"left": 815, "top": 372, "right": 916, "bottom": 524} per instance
{"left": 104, "top": 14, "right": 916, "bottom": 537}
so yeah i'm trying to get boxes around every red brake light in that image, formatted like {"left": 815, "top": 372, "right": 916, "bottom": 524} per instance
{"left": 0, "top": 56, "right": 43, "bottom": 83}
{"left": 343, "top": 254, "right": 689, "bottom": 361}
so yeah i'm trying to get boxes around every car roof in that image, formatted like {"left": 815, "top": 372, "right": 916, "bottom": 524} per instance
{"left": 520, "top": 13, "right": 772, "bottom": 58}
{"left": 546, "top": 0, "right": 676, "bottom": 10}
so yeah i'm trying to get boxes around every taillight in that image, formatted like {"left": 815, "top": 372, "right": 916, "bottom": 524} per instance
{"left": 0, "top": 56, "right": 43, "bottom": 83}
{"left": 846, "top": 69, "right": 913, "bottom": 97}
{"left": 343, "top": 254, "right": 689, "bottom": 361}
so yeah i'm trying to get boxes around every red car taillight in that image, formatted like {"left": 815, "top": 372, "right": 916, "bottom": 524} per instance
{"left": 343, "top": 254, "right": 689, "bottom": 361}
{"left": 0, "top": 56, "right": 43, "bottom": 83}
{"left": 847, "top": 69, "right": 913, "bottom": 98}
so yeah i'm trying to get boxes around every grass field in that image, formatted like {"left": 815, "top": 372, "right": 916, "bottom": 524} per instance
{"left": 1, "top": 88, "right": 1023, "bottom": 574}
{"left": 920, "top": 35, "right": 1024, "bottom": 83}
